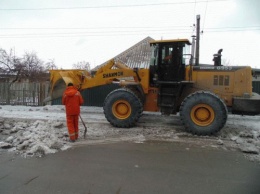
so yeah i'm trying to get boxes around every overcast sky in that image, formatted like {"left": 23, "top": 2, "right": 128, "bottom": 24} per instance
{"left": 0, "top": 0, "right": 259, "bottom": 69}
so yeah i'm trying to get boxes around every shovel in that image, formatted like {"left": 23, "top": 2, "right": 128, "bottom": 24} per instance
{"left": 79, "top": 115, "right": 87, "bottom": 139}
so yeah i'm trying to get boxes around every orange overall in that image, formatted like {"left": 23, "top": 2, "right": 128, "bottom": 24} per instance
{"left": 62, "top": 86, "right": 84, "bottom": 141}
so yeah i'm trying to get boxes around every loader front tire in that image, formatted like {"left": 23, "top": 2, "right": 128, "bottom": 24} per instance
{"left": 104, "top": 88, "right": 143, "bottom": 128}
{"left": 180, "top": 91, "right": 228, "bottom": 135}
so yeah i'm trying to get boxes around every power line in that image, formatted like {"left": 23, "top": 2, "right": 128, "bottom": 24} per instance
{"left": 193, "top": 0, "right": 197, "bottom": 24}
{"left": 0, "top": 0, "right": 228, "bottom": 11}
{"left": 205, "top": 28, "right": 260, "bottom": 32}
{"left": 0, "top": 25, "right": 259, "bottom": 30}
{"left": 202, "top": 0, "right": 209, "bottom": 31}
{"left": 3, "top": 28, "right": 259, "bottom": 36}
{"left": 0, "top": 29, "right": 201, "bottom": 38}
{"left": 204, "top": 26, "right": 260, "bottom": 32}
{"left": 0, "top": 26, "right": 259, "bottom": 39}
{"left": 0, "top": 26, "right": 191, "bottom": 30}
{"left": 0, "top": 29, "right": 193, "bottom": 37}
{"left": 0, "top": 29, "right": 259, "bottom": 39}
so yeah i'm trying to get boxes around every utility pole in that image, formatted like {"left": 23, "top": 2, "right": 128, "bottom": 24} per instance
{"left": 191, "top": 35, "right": 196, "bottom": 65}
{"left": 195, "top": 14, "right": 200, "bottom": 66}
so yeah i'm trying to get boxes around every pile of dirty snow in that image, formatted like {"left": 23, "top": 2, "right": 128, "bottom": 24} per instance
{"left": 0, "top": 118, "right": 71, "bottom": 157}
{"left": 0, "top": 105, "right": 259, "bottom": 163}
{"left": 220, "top": 115, "right": 260, "bottom": 162}
{"left": 0, "top": 105, "right": 109, "bottom": 158}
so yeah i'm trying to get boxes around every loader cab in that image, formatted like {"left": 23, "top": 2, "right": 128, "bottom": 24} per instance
{"left": 149, "top": 39, "right": 192, "bottom": 115}
{"left": 149, "top": 39, "right": 191, "bottom": 84}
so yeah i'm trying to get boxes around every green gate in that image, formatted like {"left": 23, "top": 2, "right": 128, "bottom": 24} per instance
{"left": 52, "top": 84, "right": 120, "bottom": 107}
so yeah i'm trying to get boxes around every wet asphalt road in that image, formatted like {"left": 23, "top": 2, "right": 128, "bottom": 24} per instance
{"left": 0, "top": 141, "right": 260, "bottom": 194}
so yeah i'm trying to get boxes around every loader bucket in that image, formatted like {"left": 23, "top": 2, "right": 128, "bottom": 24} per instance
{"left": 52, "top": 79, "right": 66, "bottom": 100}
{"left": 48, "top": 69, "right": 90, "bottom": 102}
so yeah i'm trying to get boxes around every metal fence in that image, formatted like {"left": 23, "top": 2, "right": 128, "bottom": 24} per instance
{"left": 0, "top": 82, "right": 49, "bottom": 106}
{"left": 253, "top": 81, "right": 260, "bottom": 94}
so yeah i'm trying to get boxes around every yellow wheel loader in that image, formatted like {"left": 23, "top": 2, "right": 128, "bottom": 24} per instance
{"left": 49, "top": 39, "right": 260, "bottom": 135}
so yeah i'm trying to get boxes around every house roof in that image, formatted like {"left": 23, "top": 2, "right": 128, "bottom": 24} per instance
{"left": 92, "top": 36, "right": 154, "bottom": 71}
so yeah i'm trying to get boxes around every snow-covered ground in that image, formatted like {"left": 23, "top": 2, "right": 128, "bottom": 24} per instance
{"left": 0, "top": 105, "right": 259, "bottom": 163}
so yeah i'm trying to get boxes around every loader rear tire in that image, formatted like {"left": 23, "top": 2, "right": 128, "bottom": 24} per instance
{"left": 180, "top": 91, "right": 228, "bottom": 135}
{"left": 103, "top": 88, "right": 143, "bottom": 128}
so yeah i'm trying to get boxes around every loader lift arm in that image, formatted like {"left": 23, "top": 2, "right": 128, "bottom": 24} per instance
{"left": 49, "top": 59, "right": 150, "bottom": 100}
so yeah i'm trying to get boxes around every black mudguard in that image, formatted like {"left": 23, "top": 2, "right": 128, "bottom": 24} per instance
{"left": 232, "top": 93, "right": 260, "bottom": 115}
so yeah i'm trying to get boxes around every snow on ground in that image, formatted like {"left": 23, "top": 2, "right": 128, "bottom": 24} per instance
{"left": 0, "top": 105, "right": 259, "bottom": 163}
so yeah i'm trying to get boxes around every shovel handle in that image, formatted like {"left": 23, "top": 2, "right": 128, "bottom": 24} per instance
{"left": 79, "top": 115, "right": 87, "bottom": 139}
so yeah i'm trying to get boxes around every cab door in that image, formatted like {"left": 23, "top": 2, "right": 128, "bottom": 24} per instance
{"left": 158, "top": 43, "right": 185, "bottom": 81}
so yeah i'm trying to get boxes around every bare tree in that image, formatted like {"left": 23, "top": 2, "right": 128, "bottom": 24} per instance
{"left": 221, "top": 58, "right": 231, "bottom": 66}
{"left": 22, "top": 51, "right": 45, "bottom": 80}
{"left": 0, "top": 48, "right": 24, "bottom": 84}
{"left": 72, "top": 61, "right": 90, "bottom": 71}
{"left": 45, "top": 59, "right": 57, "bottom": 70}
{"left": 0, "top": 49, "right": 50, "bottom": 83}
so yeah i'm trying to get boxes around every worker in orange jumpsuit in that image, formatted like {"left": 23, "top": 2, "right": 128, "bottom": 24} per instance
{"left": 62, "top": 83, "right": 84, "bottom": 142}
